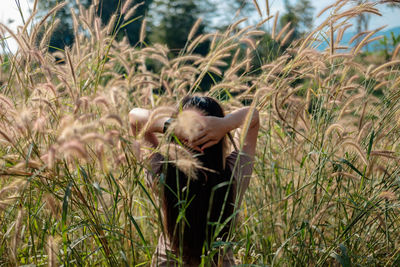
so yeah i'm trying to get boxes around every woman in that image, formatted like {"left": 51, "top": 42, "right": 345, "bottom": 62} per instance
{"left": 129, "top": 96, "right": 259, "bottom": 266}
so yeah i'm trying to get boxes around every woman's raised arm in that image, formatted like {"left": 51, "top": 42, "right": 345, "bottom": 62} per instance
{"left": 191, "top": 107, "right": 260, "bottom": 157}
{"left": 129, "top": 108, "right": 170, "bottom": 148}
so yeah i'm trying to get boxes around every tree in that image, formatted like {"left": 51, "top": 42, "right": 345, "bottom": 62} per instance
{"left": 292, "top": 0, "right": 314, "bottom": 32}
{"left": 96, "top": 0, "right": 153, "bottom": 45}
{"left": 37, "top": 1, "right": 89, "bottom": 51}
{"left": 37, "top": 0, "right": 152, "bottom": 51}
{"left": 355, "top": 1, "right": 400, "bottom": 38}
{"left": 354, "top": 0, "right": 370, "bottom": 38}
{"left": 211, "top": 0, "right": 256, "bottom": 30}
{"left": 36, "top": 0, "right": 258, "bottom": 53}
{"left": 279, "top": 0, "right": 314, "bottom": 44}
{"left": 149, "top": 0, "right": 213, "bottom": 53}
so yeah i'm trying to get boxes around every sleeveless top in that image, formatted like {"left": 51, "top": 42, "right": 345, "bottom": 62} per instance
{"left": 146, "top": 150, "right": 254, "bottom": 267}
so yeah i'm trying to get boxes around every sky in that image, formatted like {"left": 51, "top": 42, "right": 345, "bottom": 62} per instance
{"left": 261, "top": 0, "right": 400, "bottom": 30}
{"left": 1, "top": 0, "right": 32, "bottom": 53}
{"left": 1, "top": 0, "right": 400, "bottom": 53}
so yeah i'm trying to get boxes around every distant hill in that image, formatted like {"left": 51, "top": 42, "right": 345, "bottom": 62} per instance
{"left": 315, "top": 26, "right": 400, "bottom": 52}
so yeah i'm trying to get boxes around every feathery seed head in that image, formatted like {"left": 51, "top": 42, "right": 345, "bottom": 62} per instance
{"left": 121, "top": 0, "right": 134, "bottom": 15}
{"left": 174, "top": 109, "right": 205, "bottom": 142}
{"left": 33, "top": 116, "right": 47, "bottom": 133}
{"left": 60, "top": 140, "right": 88, "bottom": 160}
{"left": 44, "top": 194, "right": 61, "bottom": 219}
{"left": 159, "top": 143, "right": 201, "bottom": 179}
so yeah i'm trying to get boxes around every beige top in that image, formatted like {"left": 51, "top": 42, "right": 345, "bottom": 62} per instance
{"left": 147, "top": 150, "right": 254, "bottom": 267}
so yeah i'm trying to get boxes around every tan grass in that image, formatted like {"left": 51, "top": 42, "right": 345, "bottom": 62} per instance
{"left": 0, "top": 1, "right": 399, "bottom": 265}
{"left": 159, "top": 143, "right": 202, "bottom": 179}
{"left": 139, "top": 18, "right": 147, "bottom": 44}
{"left": 252, "top": 0, "right": 262, "bottom": 17}
{"left": 47, "top": 236, "right": 59, "bottom": 267}
{"left": 121, "top": 0, "right": 134, "bottom": 15}
{"left": 341, "top": 140, "right": 368, "bottom": 165}
{"left": 271, "top": 11, "right": 279, "bottom": 39}
{"left": 188, "top": 18, "right": 202, "bottom": 42}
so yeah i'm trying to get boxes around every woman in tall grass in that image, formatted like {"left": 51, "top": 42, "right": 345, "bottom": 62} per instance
{"left": 129, "top": 96, "right": 259, "bottom": 266}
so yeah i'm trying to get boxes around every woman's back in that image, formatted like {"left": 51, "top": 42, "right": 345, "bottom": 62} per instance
{"left": 149, "top": 149, "right": 254, "bottom": 266}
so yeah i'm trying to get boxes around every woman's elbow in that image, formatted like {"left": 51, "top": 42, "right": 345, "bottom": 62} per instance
{"left": 250, "top": 108, "right": 260, "bottom": 129}
{"left": 129, "top": 108, "right": 150, "bottom": 125}
{"left": 129, "top": 108, "right": 150, "bottom": 135}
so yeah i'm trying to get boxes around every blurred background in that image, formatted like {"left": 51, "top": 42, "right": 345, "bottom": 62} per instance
{"left": 1, "top": 0, "right": 400, "bottom": 54}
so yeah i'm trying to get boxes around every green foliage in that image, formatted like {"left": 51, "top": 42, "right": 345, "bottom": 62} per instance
{"left": 96, "top": 0, "right": 153, "bottom": 45}
{"left": 37, "top": 0, "right": 152, "bottom": 50}
{"left": 37, "top": 0, "right": 90, "bottom": 51}
{"left": 212, "top": 0, "right": 255, "bottom": 30}
{"left": 377, "top": 31, "right": 400, "bottom": 60}
{"left": 252, "top": 33, "right": 282, "bottom": 69}
{"left": 279, "top": 0, "right": 315, "bottom": 44}
{"left": 149, "top": 0, "right": 210, "bottom": 53}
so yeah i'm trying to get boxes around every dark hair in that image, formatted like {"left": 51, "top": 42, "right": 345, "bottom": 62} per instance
{"left": 160, "top": 96, "right": 234, "bottom": 264}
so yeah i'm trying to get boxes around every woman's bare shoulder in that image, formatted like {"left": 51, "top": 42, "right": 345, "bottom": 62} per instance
{"left": 225, "top": 150, "right": 253, "bottom": 174}
{"left": 145, "top": 152, "right": 164, "bottom": 189}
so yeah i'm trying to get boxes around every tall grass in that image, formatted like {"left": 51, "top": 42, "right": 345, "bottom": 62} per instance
{"left": 0, "top": 0, "right": 400, "bottom": 265}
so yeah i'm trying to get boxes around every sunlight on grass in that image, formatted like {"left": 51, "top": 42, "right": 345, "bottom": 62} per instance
{"left": 0, "top": 0, "right": 400, "bottom": 266}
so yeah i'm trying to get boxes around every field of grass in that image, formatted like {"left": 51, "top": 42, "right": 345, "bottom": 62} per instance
{"left": 1, "top": 0, "right": 400, "bottom": 266}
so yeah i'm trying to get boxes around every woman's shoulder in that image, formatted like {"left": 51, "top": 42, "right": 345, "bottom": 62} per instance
{"left": 149, "top": 152, "right": 164, "bottom": 173}
{"left": 225, "top": 150, "right": 254, "bottom": 208}
{"left": 225, "top": 150, "right": 253, "bottom": 172}
{"left": 145, "top": 152, "right": 164, "bottom": 188}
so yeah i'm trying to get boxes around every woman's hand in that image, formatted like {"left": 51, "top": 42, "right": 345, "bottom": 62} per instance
{"left": 191, "top": 107, "right": 259, "bottom": 155}
{"left": 190, "top": 116, "right": 228, "bottom": 151}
